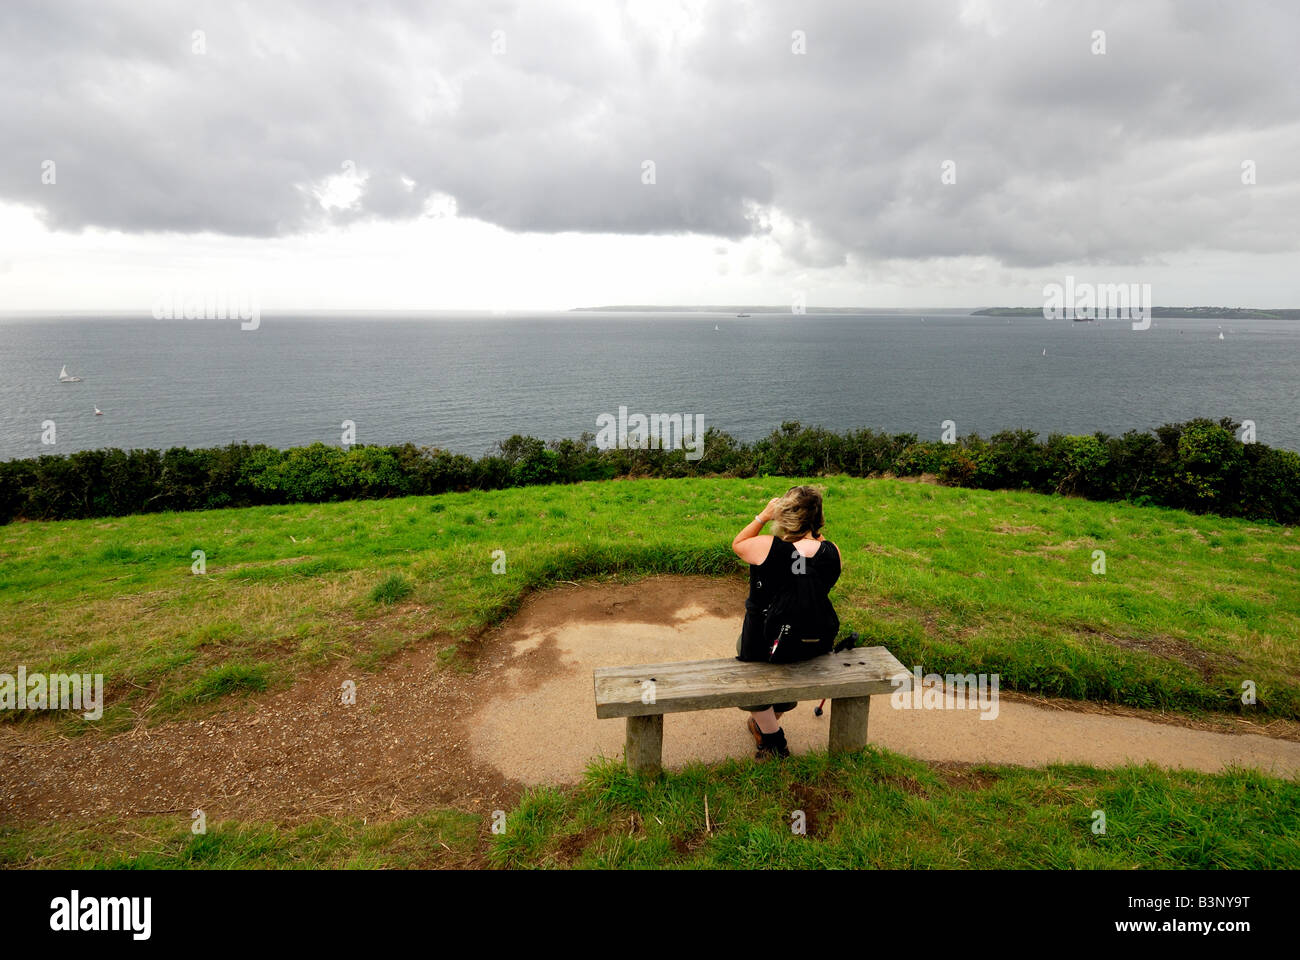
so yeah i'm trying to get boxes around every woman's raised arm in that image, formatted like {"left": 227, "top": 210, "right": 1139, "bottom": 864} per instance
{"left": 733, "top": 497, "right": 780, "bottom": 564}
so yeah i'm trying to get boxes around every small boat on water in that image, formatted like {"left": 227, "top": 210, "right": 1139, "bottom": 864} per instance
{"left": 714, "top": 324, "right": 720, "bottom": 331}
{"left": 1218, "top": 331, "right": 1225, "bottom": 340}
{"left": 94, "top": 407, "right": 102, "bottom": 416}
{"left": 59, "top": 365, "right": 82, "bottom": 382}
{"left": 736, "top": 313, "right": 750, "bottom": 318}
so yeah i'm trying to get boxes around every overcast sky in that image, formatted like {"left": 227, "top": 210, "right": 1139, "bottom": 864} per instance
{"left": 1, "top": 0, "right": 1297, "bottom": 311}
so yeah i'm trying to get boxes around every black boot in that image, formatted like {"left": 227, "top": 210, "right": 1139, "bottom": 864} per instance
{"left": 756, "top": 727, "right": 790, "bottom": 760}
{"left": 746, "top": 710, "right": 789, "bottom": 749}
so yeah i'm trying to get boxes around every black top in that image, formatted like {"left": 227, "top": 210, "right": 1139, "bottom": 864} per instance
{"left": 746, "top": 537, "right": 841, "bottom": 609}
{"left": 739, "top": 537, "right": 841, "bottom": 659}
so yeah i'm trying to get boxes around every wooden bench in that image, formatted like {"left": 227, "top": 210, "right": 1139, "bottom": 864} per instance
{"left": 593, "top": 646, "right": 910, "bottom": 775}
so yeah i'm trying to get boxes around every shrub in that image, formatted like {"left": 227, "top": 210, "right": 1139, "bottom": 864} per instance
{"left": 1, "top": 419, "right": 1295, "bottom": 525}
{"left": 891, "top": 440, "right": 942, "bottom": 475}
{"left": 1045, "top": 434, "right": 1110, "bottom": 496}
{"left": 1175, "top": 419, "right": 1246, "bottom": 509}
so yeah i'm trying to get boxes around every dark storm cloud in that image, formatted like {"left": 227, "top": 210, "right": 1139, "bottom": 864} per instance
{"left": 1, "top": 0, "right": 1297, "bottom": 268}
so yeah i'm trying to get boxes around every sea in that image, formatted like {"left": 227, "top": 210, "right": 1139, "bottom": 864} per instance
{"left": 1, "top": 310, "right": 1297, "bottom": 461}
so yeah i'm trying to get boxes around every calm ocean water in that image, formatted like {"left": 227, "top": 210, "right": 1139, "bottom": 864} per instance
{"left": 1, "top": 311, "right": 1297, "bottom": 460}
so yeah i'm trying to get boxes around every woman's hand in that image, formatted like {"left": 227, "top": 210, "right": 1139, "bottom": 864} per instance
{"left": 734, "top": 498, "right": 779, "bottom": 563}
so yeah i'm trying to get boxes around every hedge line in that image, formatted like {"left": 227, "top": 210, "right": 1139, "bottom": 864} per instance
{"left": 1, "top": 418, "right": 1296, "bottom": 525}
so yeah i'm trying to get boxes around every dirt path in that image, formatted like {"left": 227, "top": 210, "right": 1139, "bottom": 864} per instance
{"left": 1, "top": 634, "right": 523, "bottom": 824}
{"left": 467, "top": 578, "right": 1300, "bottom": 783}
{"left": 3, "top": 577, "right": 1296, "bottom": 827}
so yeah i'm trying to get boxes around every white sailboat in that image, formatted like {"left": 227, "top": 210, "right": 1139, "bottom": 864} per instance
{"left": 714, "top": 324, "right": 720, "bottom": 331}
{"left": 58, "top": 365, "right": 82, "bottom": 382}
{"left": 1218, "top": 331, "right": 1225, "bottom": 340}
{"left": 94, "top": 407, "right": 102, "bottom": 416}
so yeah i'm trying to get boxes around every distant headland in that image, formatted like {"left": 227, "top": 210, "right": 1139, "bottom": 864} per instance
{"left": 571, "top": 305, "right": 1299, "bottom": 318}
{"left": 973, "top": 306, "right": 1300, "bottom": 320}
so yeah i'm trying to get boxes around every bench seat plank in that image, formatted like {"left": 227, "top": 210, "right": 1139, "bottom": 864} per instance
{"left": 594, "top": 646, "right": 909, "bottom": 719}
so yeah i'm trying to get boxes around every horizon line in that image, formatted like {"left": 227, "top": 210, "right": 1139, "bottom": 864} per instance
{"left": 2, "top": 304, "right": 1299, "bottom": 316}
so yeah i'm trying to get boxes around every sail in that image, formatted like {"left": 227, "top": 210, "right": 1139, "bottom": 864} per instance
{"left": 60, "top": 365, "right": 69, "bottom": 379}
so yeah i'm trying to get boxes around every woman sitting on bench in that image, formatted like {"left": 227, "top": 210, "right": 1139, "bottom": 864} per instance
{"left": 731, "top": 485, "right": 843, "bottom": 759}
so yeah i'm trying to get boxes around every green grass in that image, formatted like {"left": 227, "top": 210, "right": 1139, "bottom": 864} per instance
{"left": 3, "top": 476, "right": 1297, "bottom": 869}
{"left": 369, "top": 573, "right": 413, "bottom": 605}
{"left": 3, "top": 750, "right": 1294, "bottom": 869}
{"left": 1, "top": 809, "right": 483, "bottom": 869}
{"left": 491, "top": 751, "right": 1300, "bottom": 870}
{"left": 2, "top": 476, "right": 1298, "bottom": 734}
{"left": 164, "top": 660, "right": 273, "bottom": 708}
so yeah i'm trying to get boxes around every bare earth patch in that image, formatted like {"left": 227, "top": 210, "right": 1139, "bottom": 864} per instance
{"left": 1, "top": 636, "right": 521, "bottom": 825}
{"left": 881, "top": 472, "right": 941, "bottom": 484}
{"left": 3, "top": 576, "right": 1297, "bottom": 830}
{"left": 464, "top": 579, "right": 1300, "bottom": 784}
{"left": 1073, "top": 623, "right": 1239, "bottom": 681}
{"left": 993, "top": 522, "right": 1047, "bottom": 535}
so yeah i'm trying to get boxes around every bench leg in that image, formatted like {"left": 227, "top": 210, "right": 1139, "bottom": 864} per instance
{"left": 828, "top": 696, "right": 870, "bottom": 754}
{"left": 625, "top": 714, "right": 664, "bottom": 776}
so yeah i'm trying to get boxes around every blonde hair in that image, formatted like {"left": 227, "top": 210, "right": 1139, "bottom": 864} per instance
{"left": 769, "top": 485, "right": 825, "bottom": 542}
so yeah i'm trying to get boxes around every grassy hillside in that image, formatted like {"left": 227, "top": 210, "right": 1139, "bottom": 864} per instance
{"left": 3, "top": 476, "right": 1299, "bottom": 870}
{"left": 2, "top": 476, "right": 1298, "bottom": 735}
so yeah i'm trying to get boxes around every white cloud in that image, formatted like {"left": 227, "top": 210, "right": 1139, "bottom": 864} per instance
{"left": 0, "top": 0, "right": 1297, "bottom": 308}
